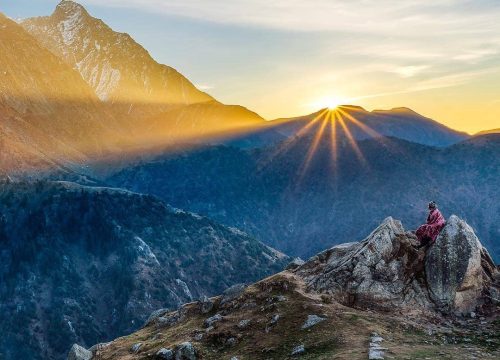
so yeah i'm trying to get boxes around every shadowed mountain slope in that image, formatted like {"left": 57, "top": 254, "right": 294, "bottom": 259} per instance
{"left": 0, "top": 180, "right": 288, "bottom": 360}
{"left": 109, "top": 134, "right": 500, "bottom": 261}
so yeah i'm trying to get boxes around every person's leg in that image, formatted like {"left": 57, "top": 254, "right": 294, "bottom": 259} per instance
{"left": 416, "top": 235, "right": 432, "bottom": 249}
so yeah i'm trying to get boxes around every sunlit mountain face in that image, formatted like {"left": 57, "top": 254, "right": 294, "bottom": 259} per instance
{"left": 1, "top": 1, "right": 475, "bottom": 179}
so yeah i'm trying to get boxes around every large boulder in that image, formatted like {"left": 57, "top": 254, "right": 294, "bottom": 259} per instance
{"left": 425, "top": 215, "right": 497, "bottom": 314}
{"left": 297, "top": 217, "right": 430, "bottom": 311}
{"left": 67, "top": 344, "right": 92, "bottom": 360}
{"left": 297, "top": 216, "right": 499, "bottom": 315}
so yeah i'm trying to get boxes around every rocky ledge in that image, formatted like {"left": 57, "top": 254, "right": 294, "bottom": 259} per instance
{"left": 296, "top": 215, "right": 499, "bottom": 316}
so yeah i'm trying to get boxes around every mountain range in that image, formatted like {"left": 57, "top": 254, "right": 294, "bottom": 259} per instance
{"left": 0, "top": 179, "right": 287, "bottom": 360}
{"left": 109, "top": 132, "right": 500, "bottom": 261}
{"left": 0, "top": 1, "right": 498, "bottom": 360}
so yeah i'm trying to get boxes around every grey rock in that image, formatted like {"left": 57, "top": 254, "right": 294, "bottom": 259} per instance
{"left": 156, "top": 348, "right": 174, "bottom": 360}
{"left": 369, "top": 348, "right": 385, "bottom": 360}
{"left": 297, "top": 217, "right": 499, "bottom": 314}
{"left": 297, "top": 218, "right": 429, "bottom": 310}
{"left": 175, "top": 342, "right": 197, "bottom": 360}
{"left": 369, "top": 334, "right": 385, "bottom": 359}
{"left": 67, "top": 344, "right": 92, "bottom": 360}
{"left": 221, "top": 283, "right": 247, "bottom": 304}
{"left": 204, "top": 313, "right": 223, "bottom": 328}
{"left": 156, "top": 308, "right": 187, "bottom": 328}
{"left": 270, "top": 314, "right": 280, "bottom": 325}
{"left": 88, "top": 342, "right": 111, "bottom": 353}
{"left": 198, "top": 295, "right": 214, "bottom": 314}
{"left": 301, "top": 314, "right": 326, "bottom": 329}
{"left": 291, "top": 344, "right": 305, "bottom": 356}
{"left": 144, "top": 308, "right": 169, "bottom": 327}
{"left": 131, "top": 343, "right": 142, "bottom": 353}
{"left": 426, "top": 215, "right": 497, "bottom": 314}
{"left": 226, "top": 337, "right": 238, "bottom": 347}
{"left": 285, "top": 257, "right": 305, "bottom": 271}
{"left": 237, "top": 319, "right": 251, "bottom": 329}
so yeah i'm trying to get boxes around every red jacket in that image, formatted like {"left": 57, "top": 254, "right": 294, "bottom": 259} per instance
{"left": 416, "top": 209, "right": 446, "bottom": 243}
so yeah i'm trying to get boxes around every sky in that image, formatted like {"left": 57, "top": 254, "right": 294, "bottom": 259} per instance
{"left": 3, "top": 0, "right": 500, "bottom": 134}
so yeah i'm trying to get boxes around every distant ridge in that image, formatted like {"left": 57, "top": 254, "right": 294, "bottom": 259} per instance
{"left": 268, "top": 105, "right": 469, "bottom": 147}
{"left": 475, "top": 128, "right": 500, "bottom": 136}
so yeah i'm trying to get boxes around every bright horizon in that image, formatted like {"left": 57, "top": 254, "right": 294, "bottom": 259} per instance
{"left": 3, "top": 0, "right": 500, "bottom": 134}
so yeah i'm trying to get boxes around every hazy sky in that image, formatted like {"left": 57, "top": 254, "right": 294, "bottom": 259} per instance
{"left": 4, "top": 0, "right": 500, "bottom": 133}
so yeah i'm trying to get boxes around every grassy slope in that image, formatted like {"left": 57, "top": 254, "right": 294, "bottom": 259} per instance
{"left": 97, "top": 273, "right": 499, "bottom": 360}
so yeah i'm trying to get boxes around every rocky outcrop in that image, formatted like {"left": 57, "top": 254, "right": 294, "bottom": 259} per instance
{"left": 296, "top": 216, "right": 498, "bottom": 315}
{"left": 426, "top": 215, "right": 497, "bottom": 314}
{"left": 297, "top": 217, "right": 431, "bottom": 311}
{"left": 67, "top": 344, "right": 91, "bottom": 360}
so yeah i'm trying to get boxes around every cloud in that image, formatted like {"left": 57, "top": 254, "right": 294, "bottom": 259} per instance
{"left": 194, "top": 84, "right": 214, "bottom": 91}
{"left": 81, "top": 0, "right": 500, "bottom": 35}
{"left": 391, "top": 65, "right": 430, "bottom": 78}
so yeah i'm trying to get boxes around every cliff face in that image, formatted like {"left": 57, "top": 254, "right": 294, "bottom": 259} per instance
{"left": 0, "top": 180, "right": 288, "bottom": 360}
{"left": 72, "top": 217, "right": 499, "bottom": 360}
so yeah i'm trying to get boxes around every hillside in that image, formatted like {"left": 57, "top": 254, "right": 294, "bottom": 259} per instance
{"left": 0, "top": 12, "right": 125, "bottom": 175}
{"left": 71, "top": 217, "right": 500, "bottom": 360}
{"left": 108, "top": 133, "right": 500, "bottom": 261}
{"left": 0, "top": 180, "right": 288, "bottom": 360}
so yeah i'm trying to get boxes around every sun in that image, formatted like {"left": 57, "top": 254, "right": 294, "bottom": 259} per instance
{"left": 310, "top": 95, "right": 348, "bottom": 111}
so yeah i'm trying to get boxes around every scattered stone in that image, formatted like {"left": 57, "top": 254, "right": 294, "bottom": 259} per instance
{"left": 291, "top": 344, "right": 305, "bottom": 356}
{"left": 285, "top": 257, "right": 305, "bottom": 271}
{"left": 131, "top": 343, "right": 142, "bottom": 353}
{"left": 198, "top": 296, "right": 214, "bottom": 314}
{"left": 175, "top": 342, "right": 197, "bottom": 360}
{"left": 368, "top": 333, "right": 386, "bottom": 360}
{"left": 156, "top": 309, "right": 187, "bottom": 328}
{"left": 230, "top": 357, "right": 239, "bottom": 360}
{"left": 204, "top": 314, "right": 223, "bottom": 328}
{"left": 237, "top": 319, "right": 251, "bottom": 329}
{"left": 205, "top": 326, "right": 214, "bottom": 333}
{"left": 156, "top": 348, "right": 174, "bottom": 360}
{"left": 301, "top": 314, "right": 326, "bottom": 329}
{"left": 144, "top": 308, "right": 169, "bottom": 327}
{"left": 270, "top": 314, "right": 280, "bottom": 325}
{"left": 226, "top": 337, "right": 238, "bottom": 347}
{"left": 193, "top": 333, "right": 203, "bottom": 341}
{"left": 221, "top": 283, "right": 247, "bottom": 304}
{"left": 88, "top": 342, "right": 111, "bottom": 353}
{"left": 67, "top": 344, "right": 92, "bottom": 360}
{"left": 271, "top": 295, "right": 288, "bottom": 303}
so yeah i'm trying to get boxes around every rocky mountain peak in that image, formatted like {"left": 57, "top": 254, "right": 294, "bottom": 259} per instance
{"left": 52, "top": 1, "right": 89, "bottom": 46}
{"left": 55, "top": 0, "right": 88, "bottom": 17}
{"left": 22, "top": 3, "right": 214, "bottom": 105}
{"left": 296, "top": 215, "right": 498, "bottom": 315}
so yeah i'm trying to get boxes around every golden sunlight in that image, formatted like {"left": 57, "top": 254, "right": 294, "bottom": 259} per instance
{"left": 310, "top": 95, "right": 349, "bottom": 110}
